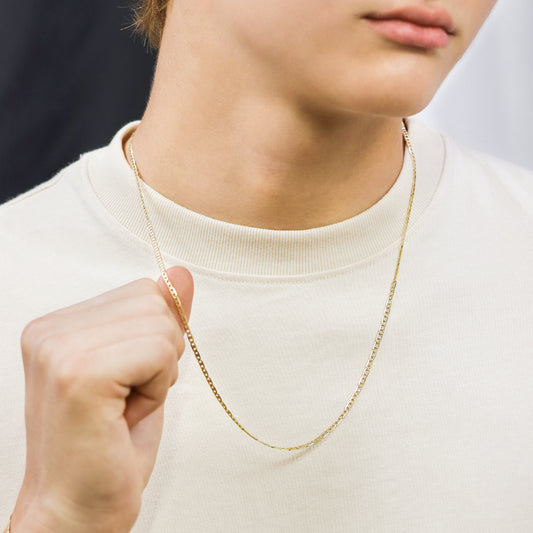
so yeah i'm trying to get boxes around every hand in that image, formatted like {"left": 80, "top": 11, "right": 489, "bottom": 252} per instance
{"left": 11, "top": 266, "right": 194, "bottom": 533}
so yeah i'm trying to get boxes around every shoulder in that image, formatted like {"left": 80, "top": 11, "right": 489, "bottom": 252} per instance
{"left": 0, "top": 120, "right": 138, "bottom": 235}
{"left": 442, "top": 127, "right": 533, "bottom": 191}
{"left": 0, "top": 153, "right": 90, "bottom": 241}
{"left": 0, "top": 137, "right": 118, "bottom": 264}
{"left": 427, "top": 124, "right": 533, "bottom": 223}
{"left": 1, "top": 156, "right": 83, "bottom": 208}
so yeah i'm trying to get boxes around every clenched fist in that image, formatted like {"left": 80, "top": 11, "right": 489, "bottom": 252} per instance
{"left": 11, "top": 266, "right": 194, "bottom": 533}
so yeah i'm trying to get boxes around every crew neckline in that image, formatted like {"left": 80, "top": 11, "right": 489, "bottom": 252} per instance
{"left": 86, "top": 117, "right": 445, "bottom": 277}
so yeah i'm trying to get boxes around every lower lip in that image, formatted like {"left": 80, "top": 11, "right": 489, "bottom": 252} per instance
{"left": 365, "top": 18, "right": 451, "bottom": 49}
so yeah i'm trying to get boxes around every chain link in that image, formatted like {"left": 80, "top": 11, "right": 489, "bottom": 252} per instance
{"left": 126, "top": 119, "right": 416, "bottom": 451}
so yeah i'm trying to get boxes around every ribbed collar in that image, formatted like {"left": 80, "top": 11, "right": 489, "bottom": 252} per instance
{"left": 86, "top": 117, "right": 444, "bottom": 278}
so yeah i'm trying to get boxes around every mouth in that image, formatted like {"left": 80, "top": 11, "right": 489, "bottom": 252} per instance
{"left": 362, "top": 5, "right": 456, "bottom": 49}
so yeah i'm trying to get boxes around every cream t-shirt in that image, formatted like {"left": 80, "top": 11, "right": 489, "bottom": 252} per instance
{"left": 1, "top": 118, "right": 532, "bottom": 532}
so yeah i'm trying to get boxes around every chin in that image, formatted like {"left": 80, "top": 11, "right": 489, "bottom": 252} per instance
{"left": 314, "top": 86, "right": 440, "bottom": 120}
{"left": 297, "top": 63, "right": 448, "bottom": 119}
{"left": 369, "top": 95, "right": 436, "bottom": 118}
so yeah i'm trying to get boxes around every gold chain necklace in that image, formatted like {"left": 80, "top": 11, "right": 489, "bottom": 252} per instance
{"left": 126, "top": 118, "right": 416, "bottom": 451}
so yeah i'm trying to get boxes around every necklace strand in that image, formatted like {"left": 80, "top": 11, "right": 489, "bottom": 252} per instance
{"left": 126, "top": 119, "right": 416, "bottom": 451}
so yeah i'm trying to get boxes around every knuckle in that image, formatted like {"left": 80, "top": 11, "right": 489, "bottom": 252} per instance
{"left": 170, "top": 364, "right": 180, "bottom": 387}
{"left": 34, "top": 335, "right": 57, "bottom": 367}
{"left": 53, "top": 357, "right": 85, "bottom": 397}
{"left": 54, "top": 372, "right": 80, "bottom": 398}
{"left": 27, "top": 332, "right": 66, "bottom": 372}
{"left": 159, "top": 334, "right": 177, "bottom": 356}
{"left": 176, "top": 335, "right": 186, "bottom": 360}
{"left": 21, "top": 317, "right": 49, "bottom": 350}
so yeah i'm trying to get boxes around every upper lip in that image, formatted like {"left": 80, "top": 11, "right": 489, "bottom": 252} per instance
{"left": 364, "top": 5, "right": 457, "bottom": 35}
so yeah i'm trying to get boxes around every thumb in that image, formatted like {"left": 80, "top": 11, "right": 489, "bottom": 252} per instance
{"left": 157, "top": 265, "right": 195, "bottom": 334}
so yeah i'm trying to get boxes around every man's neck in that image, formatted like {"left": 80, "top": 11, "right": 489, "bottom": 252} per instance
{"left": 126, "top": 37, "right": 405, "bottom": 231}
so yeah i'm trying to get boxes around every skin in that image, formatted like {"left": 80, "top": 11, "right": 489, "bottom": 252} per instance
{"left": 12, "top": 1, "right": 496, "bottom": 532}
{"left": 130, "top": 0, "right": 497, "bottom": 230}
{"left": 12, "top": 267, "right": 194, "bottom": 533}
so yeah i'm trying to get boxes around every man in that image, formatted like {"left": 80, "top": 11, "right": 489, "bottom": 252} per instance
{"left": 1, "top": 0, "right": 532, "bottom": 531}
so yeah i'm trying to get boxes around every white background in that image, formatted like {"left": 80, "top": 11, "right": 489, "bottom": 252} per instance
{"left": 415, "top": 0, "right": 533, "bottom": 170}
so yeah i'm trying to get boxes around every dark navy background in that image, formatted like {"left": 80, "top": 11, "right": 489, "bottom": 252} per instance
{"left": 0, "top": 0, "right": 155, "bottom": 203}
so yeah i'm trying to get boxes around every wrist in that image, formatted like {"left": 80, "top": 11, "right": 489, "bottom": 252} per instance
{"left": 11, "top": 503, "right": 86, "bottom": 533}
{"left": 10, "top": 498, "right": 131, "bottom": 533}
